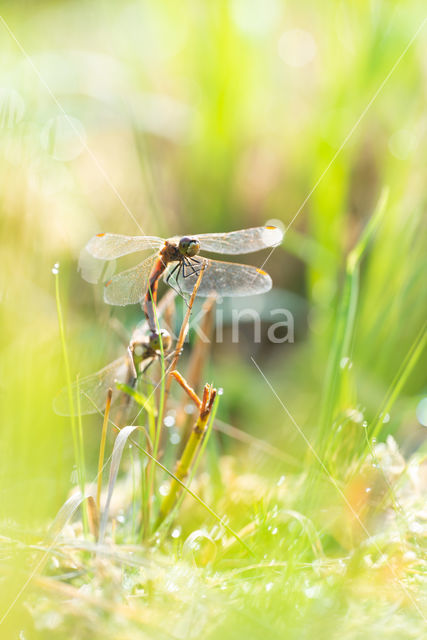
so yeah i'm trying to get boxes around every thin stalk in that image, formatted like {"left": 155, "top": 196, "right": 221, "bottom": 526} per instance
{"left": 170, "top": 370, "right": 202, "bottom": 409}
{"left": 54, "top": 269, "right": 80, "bottom": 485}
{"left": 165, "top": 391, "right": 220, "bottom": 530}
{"left": 96, "top": 388, "right": 113, "bottom": 511}
{"left": 164, "top": 262, "right": 207, "bottom": 398}
{"left": 146, "top": 286, "right": 166, "bottom": 534}
{"left": 75, "top": 375, "right": 89, "bottom": 537}
{"left": 368, "top": 321, "right": 426, "bottom": 445}
{"left": 317, "top": 189, "right": 389, "bottom": 454}
{"left": 156, "top": 385, "right": 217, "bottom": 526}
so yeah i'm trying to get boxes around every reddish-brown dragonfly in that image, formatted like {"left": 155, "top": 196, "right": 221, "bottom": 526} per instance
{"left": 81, "top": 225, "right": 283, "bottom": 307}
{"left": 54, "top": 291, "right": 176, "bottom": 416}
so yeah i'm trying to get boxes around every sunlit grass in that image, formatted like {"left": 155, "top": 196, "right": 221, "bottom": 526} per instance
{"left": 1, "top": 1, "right": 426, "bottom": 638}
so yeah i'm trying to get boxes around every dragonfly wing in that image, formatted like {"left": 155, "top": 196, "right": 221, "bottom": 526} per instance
{"left": 104, "top": 254, "right": 157, "bottom": 306}
{"left": 53, "top": 356, "right": 131, "bottom": 416}
{"left": 170, "top": 258, "right": 272, "bottom": 297}
{"left": 196, "top": 226, "right": 283, "bottom": 255}
{"left": 86, "top": 234, "right": 163, "bottom": 259}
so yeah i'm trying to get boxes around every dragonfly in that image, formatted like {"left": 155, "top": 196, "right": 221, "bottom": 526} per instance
{"left": 54, "top": 291, "right": 176, "bottom": 417}
{"left": 80, "top": 225, "right": 283, "bottom": 308}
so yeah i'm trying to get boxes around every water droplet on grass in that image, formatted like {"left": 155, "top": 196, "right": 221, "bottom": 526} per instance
{"left": 277, "top": 475, "right": 285, "bottom": 487}
{"left": 159, "top": 482, "right": 169, "bottom": 496}
{"left": 183, "top": 530, "right": 217, "bottom": 566}
{"left": 265, "top": 582, "right": 274, "bottom": 592}
{"left": 164, "top": 415, "right": 175, "bottom": 428}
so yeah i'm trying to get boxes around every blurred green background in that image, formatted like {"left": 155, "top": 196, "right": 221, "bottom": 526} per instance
{"left": 1, "top": 0, "right": 426, "bottom": 531}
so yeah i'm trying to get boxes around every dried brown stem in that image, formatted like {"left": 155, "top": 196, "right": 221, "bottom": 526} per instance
{"left": 164, "top": 262, "right": 207, "bottom": 398}
{"left": 170, "top": 370, "right": 202, "bottom": 409}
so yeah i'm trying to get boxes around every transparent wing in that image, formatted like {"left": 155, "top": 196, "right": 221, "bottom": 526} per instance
{"left": 168, "top": 258, "right": 272, "bottom": 297}
{"left": 78, "top": 248, "right": 117, "bottom": 284}
{"left": 53, "top": 356, "right": 131, "bottom": 416}
{"left": 86, "top": 233, "right": 164, "bottom": 259}
{"left": 104, "top": 254, "right": 157, "bottom": 306}
{"left": 194, "top": 226, "right": 283, "bottom": 255}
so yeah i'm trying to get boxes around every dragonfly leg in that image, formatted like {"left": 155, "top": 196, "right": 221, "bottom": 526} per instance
{"left": 127, "top": 346, "right": 138, "bottom": 379}
{"left": 164, "top": 346, "right": 184, "bottom": 362}
{"left": 166, "top": 261, "right": 186, "bottom": 298}
{"left": 182, "top": 256, "right": 202, "bottom": 278}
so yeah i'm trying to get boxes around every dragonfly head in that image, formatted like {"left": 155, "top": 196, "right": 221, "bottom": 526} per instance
{"left": 148, "top": 329, "right": 172, "bottom": 354}
{"left": 179, "top": 236, "right": 200, "bottom": 258}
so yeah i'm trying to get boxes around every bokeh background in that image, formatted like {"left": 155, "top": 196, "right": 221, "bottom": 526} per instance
{"left": 1, "top": 0, "right": 426, "bottom": 533}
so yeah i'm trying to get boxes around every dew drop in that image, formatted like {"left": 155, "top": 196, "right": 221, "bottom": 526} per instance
{"left": 164, "top": 415, "right": 175, "bottom": 428}
{"left": 265, "top": 582, "right": 274, "bottom": 592}
{"left": 277, "top": 475, "right": 285, "bottom": 487}
{"left": 171, "top": 526, "right": 181, "bottom": 539}
{"left": 159, "top": 482, "right": 169, "bottom": 496}
{"left": 365, "top": 487, "right": 372, "bottom": 493}
{"left": 170, "top": 432, "right": 181, "bottom": 445}
{"left": 345, "top": 408, "right": 364, "bottom": 424}
{"left": 382, "top": 412, "right": 390, "bottom": 424}
{"left": 361, "top": 421, "right": 368, "bottom": 429}
{"left": 182, "top": 530, "right": 217, "bottom": 566}
{"left": 271, "top": 527, "right": 278, "bottom": 535}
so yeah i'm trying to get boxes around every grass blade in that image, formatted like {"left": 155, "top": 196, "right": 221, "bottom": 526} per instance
{"left": 98, "top": 425, "right": 141, "bottom": 543}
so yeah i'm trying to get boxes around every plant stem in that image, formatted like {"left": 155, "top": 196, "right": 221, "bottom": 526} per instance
{"left": 156, "top": 384, "right": 216, "bottom": 525}
{"left": 96, "top": 388, "right": 113, "bottom": 511}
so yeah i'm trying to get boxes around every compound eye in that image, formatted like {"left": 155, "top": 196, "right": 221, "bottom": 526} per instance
{"left": 179, "top": 237, "right": 200, "bottom": 257}
{"left": 161, "top": 330, "right": 172, "bottom": 352}
{"left": 148, "top": 329, "right": 171, "bottom": 352}
{"left": 148, "top": 332, "right": 161, "bottom": 351}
